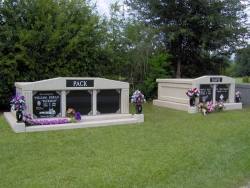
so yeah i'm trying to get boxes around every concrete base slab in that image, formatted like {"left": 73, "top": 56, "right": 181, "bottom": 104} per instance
{"left": 153, "top": 99, "right": 189, "bottom": 112}
{"left": 153, "top": 99, "right": 242, "bottom": 114}
{"left": 224, "top": 103, "right": 242, "bottom": 110}
{"left": 3, "top": 112, "right": 143, "bottom": 133}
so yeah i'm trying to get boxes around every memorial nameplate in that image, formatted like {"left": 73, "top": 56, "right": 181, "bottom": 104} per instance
{"left": 210, "top": 77, "right": 222, "bottom": 82}
{"left": 97, "top": 90, "right": 120, "bottom": 114}
{"left": 216, "top": 84, "right": 229, "bottom": 103}
{"left": 33, "top": 91, "right": 61, "bottom": 118}
{"left": 199, "top": 85, "right": 213, "bottom": 103}
{"left": 66, "top": 80, "right": 94, "bottom": 87}
{"left": 66, "top": 90, "right": 92, "bottom": 115}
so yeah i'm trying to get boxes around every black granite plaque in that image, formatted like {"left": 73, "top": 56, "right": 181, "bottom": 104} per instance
{"left": 33, "top": 91, "right": 61, "bottom": 118}
{"left": 199, "top": 85, "right": 213, "bottom": 103}
{"left": 210, "top": 77, "right": 222, "bottom": 82}
{"left": 97, "top": 90, "right": 120, "bottom": 114}
{"left": 66, "top": 90, "right": 92, "bottom": 115}
{"left": 66, "top": 80, "right": 94, "bottom": 87}
{"left": 216, "top": 84, "right": 229, "bottom": 103}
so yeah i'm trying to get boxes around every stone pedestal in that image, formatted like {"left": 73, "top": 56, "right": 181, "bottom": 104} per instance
{"left": 188, "top": 106, "right": 197, "bottom": 114}
{"left": 14, "top": 123, "right": 26, "bottom": 133}
{"left": 133, "top": 114, "right": 144, "bottom": 123}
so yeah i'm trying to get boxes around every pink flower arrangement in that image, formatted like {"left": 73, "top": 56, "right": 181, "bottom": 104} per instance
{"left": 197, "top": 101, "right": 225, "bottom": 115}
{"left": 214, "top": 102, "right": 226, "bottom": 111}
{"left": 186, "top": 88, "right": 200, "bottom": 98}
{"left": 206, "top": 101, "right": 214, "bottom": 112}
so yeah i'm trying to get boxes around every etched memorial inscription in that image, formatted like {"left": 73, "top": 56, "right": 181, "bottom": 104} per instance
{"left": 216, "top": 84, "right": 229, "bottom": 103}
{"left": 199, "top": 85, "right": 213, "bottom": 103}
{"left": 33, "top": 91, "right": 61, "bottom": 118}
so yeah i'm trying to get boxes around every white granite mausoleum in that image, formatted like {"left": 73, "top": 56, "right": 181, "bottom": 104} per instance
{"left": 4, "top": 77, "right": 144, "bottom": 133}
{"left": 153, "top": 75, "right": 242, "bottom": 113}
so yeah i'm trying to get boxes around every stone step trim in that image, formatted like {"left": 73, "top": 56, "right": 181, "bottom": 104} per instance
{"left": 3, "top": 112, "right": 143, "bottom": 133}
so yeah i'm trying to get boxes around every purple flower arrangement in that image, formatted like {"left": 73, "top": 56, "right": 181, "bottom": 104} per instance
{"left": 75, "top": 112, "right": 81, "bottom": 121}
{"left": 10, "top": 92, "right": 27, "bottom": 111}
{"left": 22, "top": 108, "right": 82, "bottom": 126}
{"left": 131, "top": 90, "right": 146, "bottom": 105}
{"left": 66, "top": 108, "right": 81, "bottom": 122}
{"left": 30, "top": 118, "right": 68, "bottom": 125}
{"left": 23, "top": 112, "right": 69, "bottom": 125}
{"left": 23, "top": 112, "right": 32, "bottom": 122}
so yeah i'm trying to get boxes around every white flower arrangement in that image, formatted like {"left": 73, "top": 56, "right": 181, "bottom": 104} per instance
{"left": 235, "top": 91, "right": 242, "bottom": 97}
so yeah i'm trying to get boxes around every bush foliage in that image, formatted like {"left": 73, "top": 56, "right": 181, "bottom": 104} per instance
{"left": 242, "top": 76, "right": 250, "bottom": 83}
{"left": 0, "top": 0, "right": 108, "bottom": 109}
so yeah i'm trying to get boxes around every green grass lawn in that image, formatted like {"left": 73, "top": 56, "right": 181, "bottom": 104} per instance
{"left": 235, "top": 77, "right": 243, "bottom": 83}
{"left": 1, "top": 103, "right": 250, "bottom": 188}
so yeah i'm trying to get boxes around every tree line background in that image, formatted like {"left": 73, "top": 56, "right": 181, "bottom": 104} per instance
{"left": 0, "top": 0, "right": 249, "bottom": 110}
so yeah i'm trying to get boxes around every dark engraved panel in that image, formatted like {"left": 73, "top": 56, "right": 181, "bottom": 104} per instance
{"left": 66, "top": 80, "right": 94, "bottom": 87}
{"left": 216, "top": 84, "right": 229, "bottom": 103}
{"left": 210, "top": 77, "right": 222, "bottom": 82}
{"left": 66, "top": 90, "right": 92, "bottom": 115}
{"left": 33, "top": 91, "right": 61, "bottom": 119}
{"left": 199, "top": 85, "right": 213, "bottom": 103}
{"left": 97, "top": 90, "right": 120, "bottom": 114}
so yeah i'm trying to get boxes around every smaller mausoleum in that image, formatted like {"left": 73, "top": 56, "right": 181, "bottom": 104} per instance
{"left": 153, "top": 75, "right": 242, "bottom": 113}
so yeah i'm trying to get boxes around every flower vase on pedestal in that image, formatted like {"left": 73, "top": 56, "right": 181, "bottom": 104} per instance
{"left": 236, "top": 97, "right": 241, "bottom": 103}
{"left": 71, "top": 117, "right": 76, "bottom": 123}
{"left": 136, "top": 104, "right": 142, "bottom": 114}
{"left": 16, "top": 111, "right": 23, "bottom": 123}
{"left": 189, "top": 98, "right": 195, "bottom": 106}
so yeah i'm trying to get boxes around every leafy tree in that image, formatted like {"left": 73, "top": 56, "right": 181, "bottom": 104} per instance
{"left": 106, "top": 2, "right": 172, "bottom": 94}
{"left": 0, "top": 0, "right": 108, "bottom": 109}
{"left": 231, "top": 45, "right": 250, "bottom": 77}
{"left": 123, "top": 20, "right": 169, "bottom": 89}
{"left": 103, "top": 1, "right": 129, "bottom": 80}
{"left": 143, "top": 52, "right": 172, "bottom": 99}
{"left": 125, "top": 0, "right": 249, "bottom": 78}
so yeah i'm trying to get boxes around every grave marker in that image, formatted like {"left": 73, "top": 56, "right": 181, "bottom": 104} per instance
{"left": 33, "top": 91, "right": 61, "bottom": 118}
{"left": 199, "top": 85, "right": 213, "bottom": 103}
{"left": 215, "top": 84, "right": 229, "bottom": 103}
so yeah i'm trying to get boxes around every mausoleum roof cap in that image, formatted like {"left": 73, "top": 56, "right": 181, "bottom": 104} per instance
{"left": 15, "top": 77, "right": 129, "bottom": 90}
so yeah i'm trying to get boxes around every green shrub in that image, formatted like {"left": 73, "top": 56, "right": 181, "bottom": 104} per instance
{"left": 242, "top": 76, "right": 250, "bottom": 83}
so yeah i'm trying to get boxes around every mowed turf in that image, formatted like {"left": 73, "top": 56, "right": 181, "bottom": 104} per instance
{"left": 0, "top": 102, "right": 250, "bottom": 188}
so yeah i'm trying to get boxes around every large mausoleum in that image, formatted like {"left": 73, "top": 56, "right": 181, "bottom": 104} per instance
{"left": 4, "top": 77, "right": 144, "bottom": 133}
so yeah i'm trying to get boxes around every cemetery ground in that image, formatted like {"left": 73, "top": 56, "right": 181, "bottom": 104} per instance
{"left": 235, "top": 77, "right": 243, "bottom": 83}
{"left": 0, "top": 102, "right": 250, "bottom": 188}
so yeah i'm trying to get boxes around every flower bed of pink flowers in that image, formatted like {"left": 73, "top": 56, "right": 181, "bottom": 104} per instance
{"left": 197, "top": 101, "right": 226, "bottom": 115}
